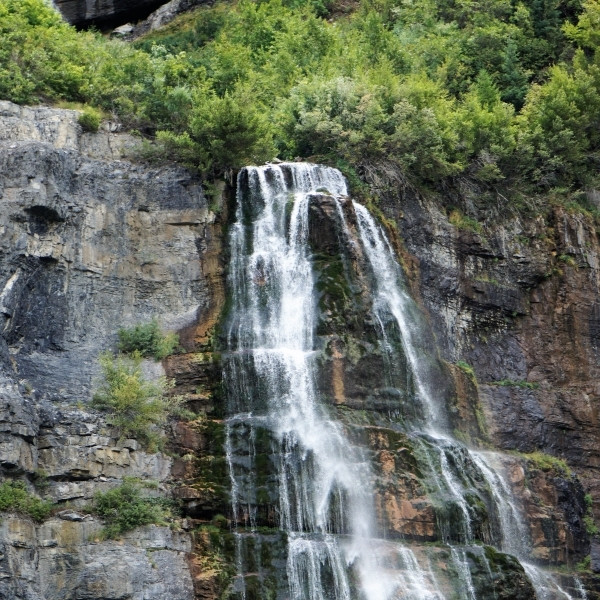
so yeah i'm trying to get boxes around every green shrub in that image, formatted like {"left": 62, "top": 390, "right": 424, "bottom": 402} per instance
{"left": 523, "top": 451, "right": 572, "bottom": 476}
{"left": 92, "top": 480, "right": 174, "bottom": 539}
{"left": 449, "top": 210, "right": 483, "bottom": 234}
{"left": 171, "top": 84, "right": 276, "bottom": 175}
{"left": 117, "top": 319, "right": 179, "bottom": 361}
{"left": 0, "top": 480, "right": 53, "bottom": 522}
{"left": 584, "top": 493, "right": 598, "bottom": 536}
{"left": 78, "top": 106, "right": 101, "bottom": 132}
{"left": 577, "top": 555, "right": 592, "bottom": 572}
{"left": 584, "top": 514, "right": 598, "bottom": 536}
{"left": 93, "top": 351, "right": 183, "bottom": 450}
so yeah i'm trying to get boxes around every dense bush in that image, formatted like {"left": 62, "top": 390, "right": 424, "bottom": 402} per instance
{"left": 93, "top": 351, "right": 182, "bottom": 449}
{"left": 117, "top": 319, "right": 179, "bottom": 361}
{"left": 78, "top": 105, "right": 101, "bottom": 132}
{"left": 2, "top": 0, "right": 600, "bottom": 198}
{"left": 0, "top": 480, "right": 53, "bottom": 521}
{"left": 92, "top": 479, "right": 174, "bottom": 538}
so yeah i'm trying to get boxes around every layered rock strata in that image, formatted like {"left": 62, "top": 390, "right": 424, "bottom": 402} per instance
{"left": 378, "top": 186, "right": 600, "bottom": 519}
{"left": 0, "top": 100, "right": 223, "bottom": 599}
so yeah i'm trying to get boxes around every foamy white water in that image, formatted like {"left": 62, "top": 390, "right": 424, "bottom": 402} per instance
{"left": 223, "top": 162, "right": 587, "bottom": 600}
{"left": 225, "top": 163, "right": 443, "bottom": 600}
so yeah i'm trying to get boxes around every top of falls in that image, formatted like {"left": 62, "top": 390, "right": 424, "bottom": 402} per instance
{"left": 240, "top": 162, "right": 349, "bottom": 198}
{"left": 229, "top": 162, "right": 349, "bottom": 353}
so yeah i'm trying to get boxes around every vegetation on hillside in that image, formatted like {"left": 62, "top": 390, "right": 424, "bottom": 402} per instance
{"left": 2, "top": 0, "right": 600, "bottom": 206}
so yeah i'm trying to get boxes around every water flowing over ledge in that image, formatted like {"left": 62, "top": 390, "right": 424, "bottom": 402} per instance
{"left": 222, "top": 162, "right": 588, "bottom": 600}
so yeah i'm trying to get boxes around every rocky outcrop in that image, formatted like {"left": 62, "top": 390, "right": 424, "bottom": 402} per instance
{"left": 129, "top": 0, "right": 209, "bottom": 38}
{"left": 54, "top": 0, "right": 167, "bottom": 28}
{"left": 52, "top": 0, "right": 210, "bottom": 33}
{"left": 362, "top": 180, "right": 600, "bottom": 590}
{"left": 0, "top": 100, "right": 224, "bottom": 599}
{"left": 378, "top": 186, "right": 600, "bottom": 523}
{"left": 0, "top": 394, "right": 197, "bottom": 599}
{"left": 0, "top": 517, "right": 193, "bottom": 600}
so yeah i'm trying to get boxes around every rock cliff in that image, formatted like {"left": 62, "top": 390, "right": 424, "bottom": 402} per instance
{"left": 1, "top": 100, "right": 600, "bottom": 599}
{"left": 52, "top": 0, "right": 209, "bottom": 34}
{"left": 53, "top": 0, "right": 166, "bottom": 28}
{"left": 375, "top": 181, "right": 600, "bottom": 589}
{"left": 377, "top": 186, "right": 600, "bottom": 515}
{"left": 308, "top": 188, "right": 594, "bottom": 569}
{"left": 0, "top": 100, "right": 223, "bottom": 599}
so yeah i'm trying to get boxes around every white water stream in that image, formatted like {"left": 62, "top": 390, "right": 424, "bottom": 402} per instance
{"left": 353, "top": 194, "right": 587, "bottom": 600}
{"left": 223, "top": 162, "right": 588, "bottom": 600}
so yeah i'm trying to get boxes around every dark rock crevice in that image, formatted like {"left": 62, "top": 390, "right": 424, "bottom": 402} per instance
{"left": 54, "top": 0, "right": 168, "bottom": 29}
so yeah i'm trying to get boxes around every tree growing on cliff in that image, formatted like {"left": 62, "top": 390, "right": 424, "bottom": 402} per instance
{"left": 93, "top": 351, "right": 182, "bottom": 450}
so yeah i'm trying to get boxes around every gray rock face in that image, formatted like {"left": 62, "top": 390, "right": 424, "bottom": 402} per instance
{"left": 0, "top": 517, "right": 193, "bottom": 600}
{"left": 38, "top": 407, "right": 173, "bottom": 499}
{"left": 0, "top": 100, "right": 211, "bottom": 405}
{"left": 129, "top": 0, "right": 208, "bottom": 38}
{"left": 0, "top": 100, "right": 220, "bottom": 599}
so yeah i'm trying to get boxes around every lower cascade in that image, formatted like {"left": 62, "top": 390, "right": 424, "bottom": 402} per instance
{"left": 222, "top": 162, "right": 588, "bottom": 600}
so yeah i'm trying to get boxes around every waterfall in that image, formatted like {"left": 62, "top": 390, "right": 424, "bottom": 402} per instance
{"left": 223, "top": 162, "right": 588, "bottom": 600}
{"left": 352, "top": 202, "right": 444, "bottom": 433}
{"left": 352, "top": 194, "right": 586, "bottom": 600}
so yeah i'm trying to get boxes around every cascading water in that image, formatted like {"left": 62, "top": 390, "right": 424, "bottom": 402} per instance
{"left": 223, "top": 162, "right": 588, "bottom": 600}
{"left": 224, "top": 163, "right": 444, "bottom": 599}
{"left": 352, "top": 193, "right": 588, "bottom": 600}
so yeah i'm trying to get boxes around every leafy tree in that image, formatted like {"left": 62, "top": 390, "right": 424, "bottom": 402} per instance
{"left": 187, "top": 85, "right": 275, "bottom": 174}
{"left": 93, "top": 352, "right": 181, "bottom": 450}
{"left": 516, "top": 61, "right": 600, "bottom": 186}
{"left": 455, "top": 71, "right": 516, "bottom": 161}
{"left": 564, "top": 0, "right": 600, "bottom": 50}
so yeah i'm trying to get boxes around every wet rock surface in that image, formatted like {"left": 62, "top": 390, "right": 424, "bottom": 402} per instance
{"left": 299, "top": 184, "right": 599, "bottom": 594}
{"left": 362, "top": 183, "right": 600, "bottom": 593}
{"left": 379, "top": 187, "right": 600, "bottom": 521}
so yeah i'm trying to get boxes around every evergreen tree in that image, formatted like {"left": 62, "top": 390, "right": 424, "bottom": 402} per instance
{"left": 499, "top": 39, "right": 529, "bottom": 109}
